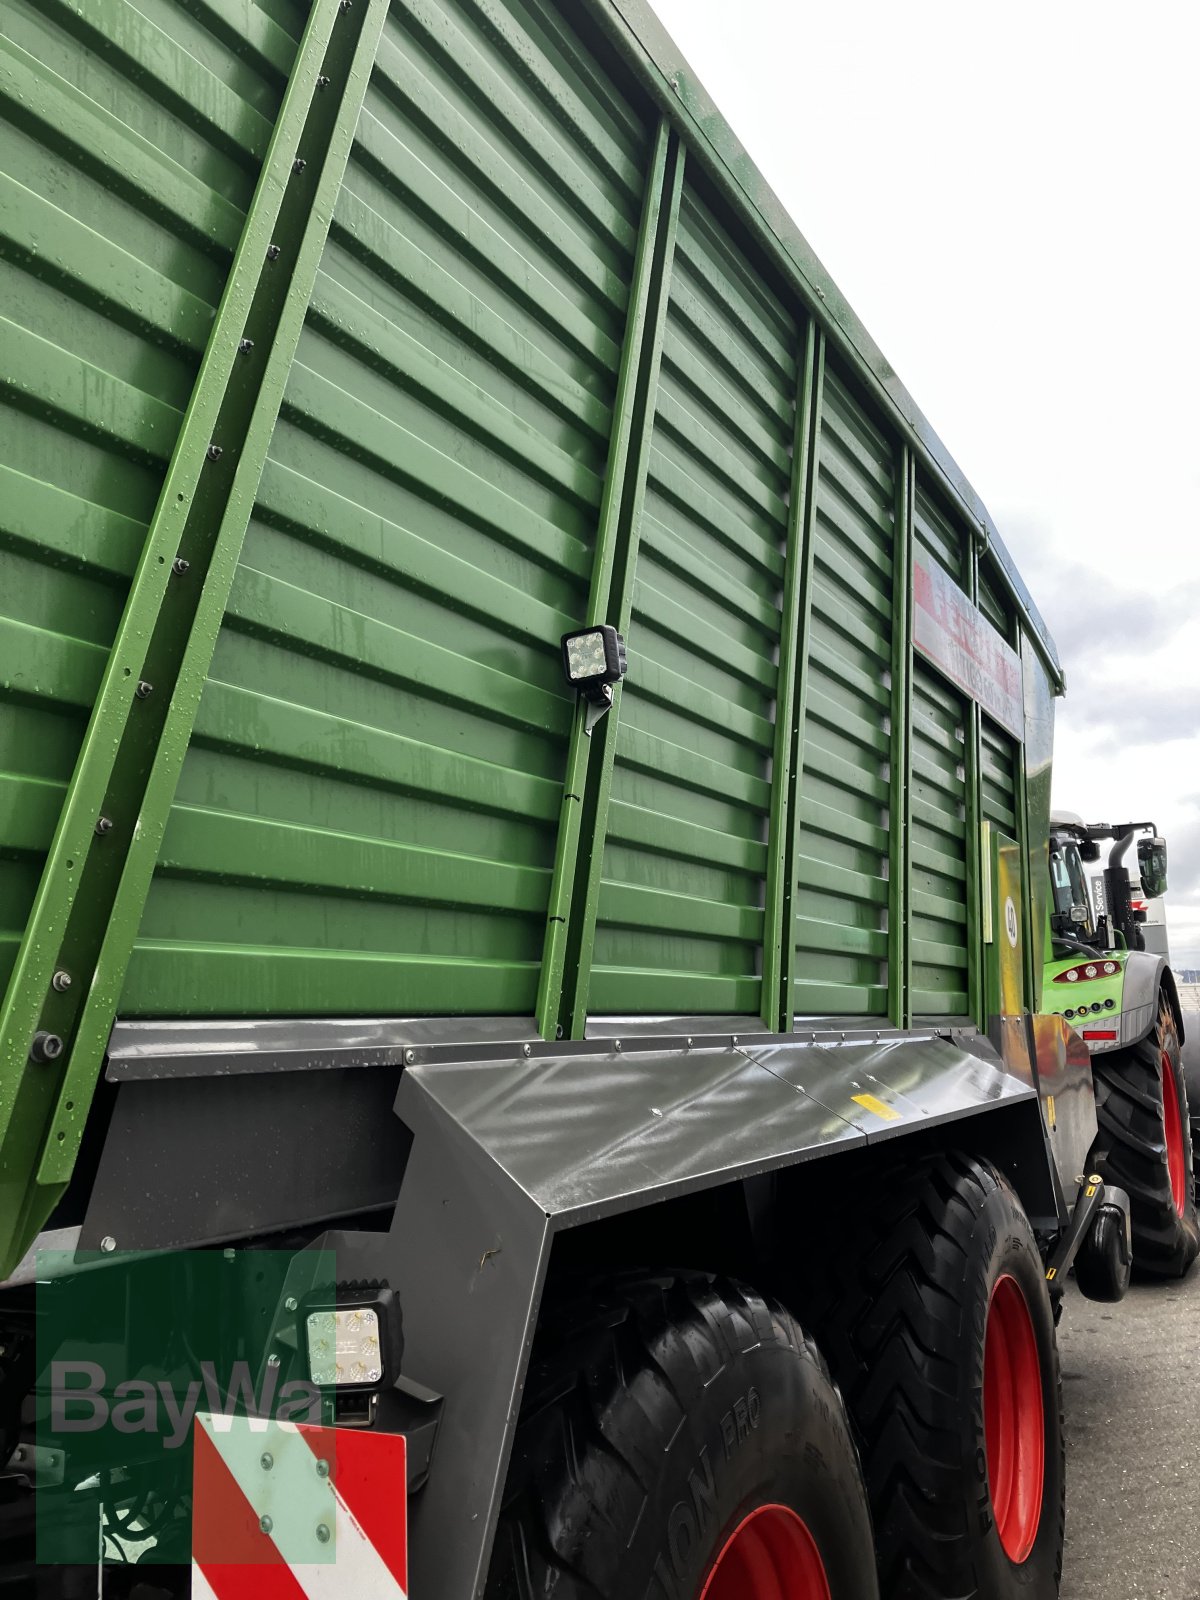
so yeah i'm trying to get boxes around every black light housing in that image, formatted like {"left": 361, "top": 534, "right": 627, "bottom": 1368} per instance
{"left": 560, "top": 625, "right": 627, "bottom": 704}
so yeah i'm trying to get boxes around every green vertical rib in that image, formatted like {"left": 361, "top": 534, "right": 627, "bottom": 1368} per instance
{"left": 554, "top": 130, "right": 686, "bottom": 1041}
{"left": 888, "top": 447, "right": 914, "bottom": 1028}
{"left": 0, "top": 0, "right": 391, "bottom": 1276}
{"left": 964, "top": 535, "right": 986, "bottom": 1027}
{"left": 762, "top": 320, "right": 819, "bottom": 1032}
{"left": 535, "top": 117, "right": 671, "bottom": 1040}
{"left": 780, "top": 332, "right": 826, "bottom": 1028}
{"left": 1015, "top": 743, "right": 1036, "bottom": 1009}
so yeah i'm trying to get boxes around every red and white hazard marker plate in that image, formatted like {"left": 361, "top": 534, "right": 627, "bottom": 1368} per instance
{"left": 192, "top": 1413, "right": 407, "bottom": 1598}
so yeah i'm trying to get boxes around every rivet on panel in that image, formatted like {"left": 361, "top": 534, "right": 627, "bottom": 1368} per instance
{"left": 522, "top": 1043, "right": 532, "bottom": 1057}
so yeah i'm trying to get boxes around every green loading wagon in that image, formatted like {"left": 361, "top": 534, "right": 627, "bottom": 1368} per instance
{"left": 0, "top": 1, "right": 1193, "bottom": 1595}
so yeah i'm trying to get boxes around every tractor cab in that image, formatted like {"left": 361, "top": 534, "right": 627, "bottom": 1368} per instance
{"left": 1048, "top": 811, "right": 1169, "bottom": 957}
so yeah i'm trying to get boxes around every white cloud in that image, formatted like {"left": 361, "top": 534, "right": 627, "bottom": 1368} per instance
{"left": 650, "top": 0, "right": 1200, "bottom": 963}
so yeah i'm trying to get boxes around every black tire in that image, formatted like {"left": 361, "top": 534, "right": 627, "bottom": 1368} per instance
{"left": 486, "top": 1271, "right": 880, "bottom": 1600}
{"left": 1092, "top": 998, "right": 1200, "bottom": 1277}
{"left": 1072, "top": 1204, "right": 1131, "bottom": 1303}
{"left": 799, "top": 1154, "right": 1064, "bottom": 1600}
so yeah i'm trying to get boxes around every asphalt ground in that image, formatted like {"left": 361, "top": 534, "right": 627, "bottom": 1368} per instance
{"left": 1060, "top": 1269, "right": 1200, "bottom": 1598}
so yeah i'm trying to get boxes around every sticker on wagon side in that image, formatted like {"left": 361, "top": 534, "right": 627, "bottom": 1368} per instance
{"left": 913, "top": 551, "right": 1025, "bottom": 742}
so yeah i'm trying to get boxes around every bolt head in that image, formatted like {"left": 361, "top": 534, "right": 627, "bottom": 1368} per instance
{"left": 135, "top": 679, "right": 153, "bottom": 699}
{"left": 404, "top": 1048, "right": 416, "bottom": 1065}
{"left": 292, "top": 157, "right": 307, "bottom": 174}
{"left": 260, "top": 1451, "right": 274, "bottom": 1471}
{"left": 315, "top": 1457, "right": 330, "bottom": 1479}
{"left": 100, "top": 1236, "right": 116, "bottom": 1253}
{"left": 259, "top": 1515, "right": 273, "bottom": 1535}
{"left": 266, "top": 1353, "right": 281, "bottom": 1369}
{"left": 238, "top": 337, "right": 254, "bottom": 354}
{"left": 266, "top": 243, "right": 281, "bottom": 261}
{"left": 522, "top": 1042, "right": 532, "bottom": 1057}
{"left": 95, "top": 816, "right": 113, "bottom": 835}
{"left": 614, "top": 1039, "right": 622, "bottom": 1052}
{"left": 51, "top": 970, "right": 72, "bottom": 992}
{"left": 285, "top": 1296, "right": 298, "bottom": 1312}
{"left": 30, "top": 1031, "right": 64, "bottom": 1063}
{"left": 316, "top": 1522, "right": 331, "bottom": 1544}
{"left": 686, "top": 1037, "right": 693, "bottom": 1048}
{"left": 172, "top": 556, "right": 190, "bottom": 575}
{"left": 731, "top": 1035, "right": 739, "bottom": 1045}
{"left": 206, "top": 443, "right": 223, "bottom": 462}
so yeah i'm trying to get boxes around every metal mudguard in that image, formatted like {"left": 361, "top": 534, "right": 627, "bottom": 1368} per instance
{"left": 385, "top": 1028, "right": 1041, "bottom": 1598}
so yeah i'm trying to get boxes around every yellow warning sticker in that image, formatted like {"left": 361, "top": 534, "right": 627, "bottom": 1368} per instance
{"left": 851, "top": 1092, "right": 901, "bottom": 1122}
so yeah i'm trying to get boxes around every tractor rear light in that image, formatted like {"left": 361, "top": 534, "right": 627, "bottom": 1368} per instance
{"left": 1082, "top": 1030, "right": 1118, "bottom": 1041}
{"left": 1053, "top": 961, "right": 1121, "bottom": 984}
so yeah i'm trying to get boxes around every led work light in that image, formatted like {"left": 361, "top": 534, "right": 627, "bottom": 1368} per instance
{"left": 302, "top": 1286, "right": 403, "bottom": 1392}
{"left": 561, "top": 625, "right": 627, "bottom": 731}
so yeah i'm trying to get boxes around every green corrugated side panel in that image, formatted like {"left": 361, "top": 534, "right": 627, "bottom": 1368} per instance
{"left": 978, "top": 557, "right": 1013, "bottom": 641}
{"left": 116, "top": 0, "right": 652, "bottom": 1018}
{"left": 910, "top": 659, "right": 971, "bottom": 1016}
{"left": 0, "top": 0, "right": 304, "bottom": 1002}
{"left": 589, "top": 179, "right": 796, "bottom": 1015}
{"left": 913, "top": 484, "right": 965, "bottom": 586}
{"left": 980, "top": 718, "right": 1018, "bottom": 837}
{"left": 792, "top": 365, "right": 894, "bottom": 1019}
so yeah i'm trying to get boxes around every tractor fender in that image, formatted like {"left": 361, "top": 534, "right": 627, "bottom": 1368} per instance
{"left": 1118, "top": 950, "right": 1170, "bottom": 1048}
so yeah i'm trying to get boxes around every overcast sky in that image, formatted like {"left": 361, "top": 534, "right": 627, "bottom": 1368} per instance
{"left": 651, "top": 0, "right": 1200, "bottom": 968}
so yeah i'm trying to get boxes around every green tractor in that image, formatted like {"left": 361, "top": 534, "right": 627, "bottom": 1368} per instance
{"left": 1043, "top": 813, "right": 1198, "bottom": 1275}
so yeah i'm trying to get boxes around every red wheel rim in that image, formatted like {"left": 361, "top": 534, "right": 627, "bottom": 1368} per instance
{"left": 699, "top": 1503, "right": 831, "bottom": 1600}
{"left": 1162, "top": 1049, "right": 1187, "bottom": 1215}
{"left": 983, "top": 1274, "right": 1044, "bottom": 1563}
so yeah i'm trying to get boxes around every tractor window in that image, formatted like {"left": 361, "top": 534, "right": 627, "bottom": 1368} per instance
{"left": 1050, "top": 851, "right": 1073, "bottom": 915}
{"left": 1064, "top": 847, "right": 1091, "bottom": 918}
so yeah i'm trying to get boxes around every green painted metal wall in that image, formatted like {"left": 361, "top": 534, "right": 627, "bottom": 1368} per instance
{"left": 120, "top": 0, "right": 652, "bottom": 1018}
{"left": 790, "top": 365, "right": 896, "bottom": 1018}
{"left": 0, "top": 0, "right": 1065, "bottom": 1272}
{"left": 0, "top": 0, "right": 305, "bottom": 1006}
{"left": 590, "top": 181, "right": 796, "bottom": 1017}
